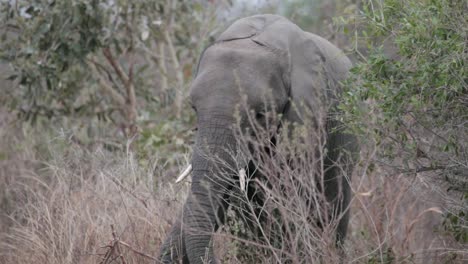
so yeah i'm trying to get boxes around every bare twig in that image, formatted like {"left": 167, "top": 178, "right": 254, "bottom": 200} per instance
{"left": 415, "top": 165, "right": 446, "bottom": 173}
{"left": 106, "top": 173, "right": 149, "bottom": 208}
{"left": 98, "top": 224, "right": 157, "bottom": 263}
{"left": 118, "top": 241, "right": 158, "bottom": 261}
{"left": 111, "top": 224, "right": 127, "bottom": 264}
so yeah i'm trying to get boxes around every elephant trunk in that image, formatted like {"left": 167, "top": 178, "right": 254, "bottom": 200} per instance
{"left": 184, "top": 113, "right": 238, "bottom": 264}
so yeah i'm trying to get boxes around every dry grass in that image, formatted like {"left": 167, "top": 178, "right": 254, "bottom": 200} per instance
{"left": 346, "top": 146, "right": 466, "bottom": 264}
{"left": 0, "top": 107, "right": 466, "bottom": 264}
{"left": 0, "top": 118, "right": 188, "bottom": 263}
{"left": 213, "top": 141, "right": 466, "bottom": 263}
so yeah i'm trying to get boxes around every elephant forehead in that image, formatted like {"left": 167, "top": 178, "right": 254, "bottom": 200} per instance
{"left": 199, "top": 39, "right": 282, "bottom": 71}
{"left": 190, "top": 40, "right": 288, "bottom": 109}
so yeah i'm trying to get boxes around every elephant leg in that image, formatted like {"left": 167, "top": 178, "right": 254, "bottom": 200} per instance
{"left": 324, "top": 124, "right": 357, "bottom": 244}
{"left": 159, "top": 216, "right": 189, "bottom": 263}
{"left": 336, "top": 179, "right": 351, "bottom": 244}
{"left": 323, "top": 162, "right": 351, "bottom": 244}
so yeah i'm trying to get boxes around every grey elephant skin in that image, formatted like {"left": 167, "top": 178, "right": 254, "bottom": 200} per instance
{"left": 158, "top": 14, "right": 358, "bottom": 263}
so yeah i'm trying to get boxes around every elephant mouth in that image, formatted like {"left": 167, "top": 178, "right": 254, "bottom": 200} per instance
{"left": 175, "top": 111, "right": 283, "bottom": 192}
{"left": 175, "top": 157, "right": 249, "bottom": 192}
{"left": 175, "top": 132, "right": 278, "bottom": 192}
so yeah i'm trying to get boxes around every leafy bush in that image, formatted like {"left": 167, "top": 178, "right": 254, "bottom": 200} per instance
{"left": 0, "top": 0, "right": 216, "bottom": 138}
{"left": 339, "top": 0, "right": 467, "bottom": 250}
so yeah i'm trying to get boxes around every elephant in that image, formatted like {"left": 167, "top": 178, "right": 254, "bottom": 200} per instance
{"left": 159, "top": 14, "right": 358, "bottom": 263}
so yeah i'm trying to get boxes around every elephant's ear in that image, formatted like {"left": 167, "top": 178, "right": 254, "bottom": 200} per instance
{"left": 285, "top": 31, "right": 351, "bottom": 126}
{"left": 254, "top": 26, "right": 352, "bottom": 125}
{"left": 284, "top": 34, "right": 331, "bottom": 124}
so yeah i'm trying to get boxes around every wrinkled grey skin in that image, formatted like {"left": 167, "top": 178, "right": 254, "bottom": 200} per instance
{"left": 159, "top": 14, "right": 358, "bottom": 264}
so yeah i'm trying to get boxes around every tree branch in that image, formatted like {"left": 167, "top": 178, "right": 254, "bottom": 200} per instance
{"left": 163, "top": 29, "right": 183, "bottom": 88}
{"left": 118, "top": 241, "right": 158, "bottom": 261}
{"left": 164, "top": 28, "right": 184, "bottom": 117}
{"left": 102, "top": 47, "right": 130, "bottom": 86}
{"left": 415, "top": 165, "right": 446, "bottom": 173}
{"left": 88, "top": 60, "right": 126, "bottom": 108}
{"left": 101, "top": 48, "right": 138, "bottom": 136}
{"left": 158, "top": 43, "right": 169, "bottom": 91}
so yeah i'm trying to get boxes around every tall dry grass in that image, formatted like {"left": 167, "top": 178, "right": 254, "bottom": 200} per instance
{"left": 0, "top": 105, "right": 466, "bottom": 264}
{"left": 0, "top": 117, "right": 188, "bottom": 263}
{"left": 213, "top": 143, "right": 466, "bottom": 263}
{"left": 346, "top": 146, "right": 466, "bottom": 263}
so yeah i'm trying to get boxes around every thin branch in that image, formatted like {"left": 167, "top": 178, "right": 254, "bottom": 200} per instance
{"left": 106, "top": 173, "right": 149, "bottom": 208}
{"left": 138, "top": 42, "right": 166, "bottom": 60}
{"left": 118, "top": 241, "right": 158, "bottom": 261}
{"left": 125, "top": 63, "right": 137, "bottom": 124}
{"left": 164, "top": 28, "right": 185, "bottom": 118}
{"left": 415, "top": 165, "right": 446, "bottom": 173}
{"left": 111, "top": 225, "right": 127, "bottom": 264}
{"left": 407, "top": 112, "right": 449, "bottom": 144}
{"left": 163, "top": 0, "right": 183, "bottom": 88}
{"left": 163, "top": 29, "right": 183, "bottom": 88}
{"left": 158, "top": 43, "right": 169, "bottom": 91}
{"left": 102, "top": 47, "right": 130, "bottom": 86}
{"left": 88, "top": 60, "right": 126, "bottom": 108}
{"left": 102, "top": 47, "right": 137, "bottom": 134}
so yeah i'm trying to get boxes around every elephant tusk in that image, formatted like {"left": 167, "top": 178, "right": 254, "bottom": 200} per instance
{"left": 239, "top": 168, "right": 246, "bottom": 192}
{"left": 175, "top": 164, "right": 192, "bottom": 183}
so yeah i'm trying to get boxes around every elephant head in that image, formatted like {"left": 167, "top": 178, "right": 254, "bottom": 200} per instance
{"left": 159, "top": 14, "right": 357, "bottom": 264}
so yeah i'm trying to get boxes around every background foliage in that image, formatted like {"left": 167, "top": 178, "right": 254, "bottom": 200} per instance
{"left": 339, "top": 0, "right": 467, "bottom": 244}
